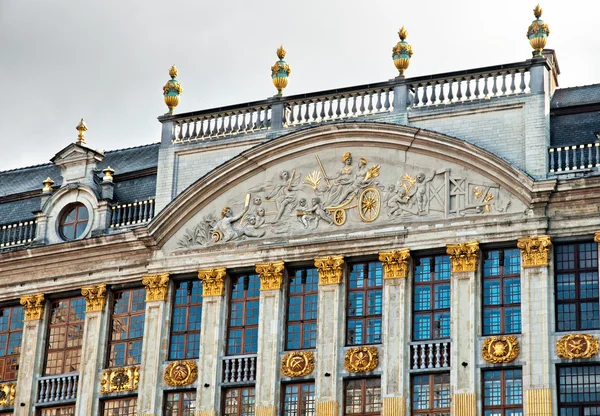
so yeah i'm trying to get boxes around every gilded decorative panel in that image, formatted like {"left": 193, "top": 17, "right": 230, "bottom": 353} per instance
{"left": 101, "top": 366, "right": 140, "bottom": 393}
{"left": 256, "top": 261, "right": 285, "bottom": 291}
{"left": 446, "top": 242, "right": 479, "bottom": 273}
{"left": 481, "top": 336, "right": 520, "bottom": 363}
{"left": 526, "top": 388, "right": 552, "bottom": 416}
{"left": 316, "top": 401, "right": 338, "bottom": 416}
{"left": 314, "top": 255, "right": 344, "bottom": 285}
{"left": 20, "top": 293, "right": 45, "bottom": 321}
{"left": 382, "top": 397, "right": 406, "bottom": 416}
{"left": 517, "top": 235, "right": 551, "bottom": 268}
{"left": 164, "top": 360, "right": 198, "bottom": 386}
{"left": 142, "top": 273, "right": 170, "bottom": 302}
{"left": 81, "top": 283, "right": 107, "bottom": 312}
{"left": 379, "top": 249, "right": 410, "bottom": 279}
{"left": 556, "top": 333, "right": 599, "bottom": 359}
{"left": 0, "top": 382, "right": 15, "bottom": 406}
{"left": 451, "top": 393, "right": 476, "bottom": 416}
{"left": 255, "top": 406, "right": 276, "bottom": 416}
{"left": 281, "top": 351, "right": 314, "bottom": 377}
{"left": 198, "top": 268, "right": 227, "bottom": 297}
{"left": 344, "top": 346, "right": 379, "bottom": 373}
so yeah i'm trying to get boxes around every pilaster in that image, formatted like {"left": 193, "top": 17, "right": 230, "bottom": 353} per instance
{"left": 518, "top": 236, "right": 553, "bottom": 415}
{"left": 378, "top": 250, "right": 410, "bottom": 415}
{"left": 75, "top": 284, "right": 108, "bottom": 415}
{"left": 314, "top": 256, "right": 345, "bottom": 415}
{"left": 446, "top": 242, "right": 478, "bottom": 398}
{"left": 254, "top": 262, "right": 285, "bottom": 412}
{"left": 196, "top": 268, "right": 227, "bottom": 414}
{"left": 137, "top": 274, "right": 170, "bottom": 414}
{"left": 15, "top": 294, "right": 45, "bottom": 416}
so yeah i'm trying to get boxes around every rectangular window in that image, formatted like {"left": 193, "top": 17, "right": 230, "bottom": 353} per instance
{"left": 169, "top": 280, "right": 203, "bottom": 360}
{"left": 38, "top": 406, "right": 76, "bottom": 416}
{"left": 102, "top": 397, "right": 138, "bottom": 415}
{"left": 411, "top": 373, "right": 450, "bottom": 415}
{"left": 283, "top": 382, "right": 316, "bottom": 416}
{"left": 413, "top": 255, "right": 451, "bottom": 340}
{"left": 0, "top": 305, "right": 24, "bottom": 381}
{"left": 558, "top": 365, "right": 600, "bottom": 414}
{"left": 227, "top": 274, "right": 260, "bottom": 356}
{"left": 344, "top": 378, "right": 382, "bottom": 415}
{"left": 346, "top": 261, "right": 383, "bottom": 346}
{"left": 223, "top": 387, "right": 255, "bottom": 416}
{"left": 482, "top": 368, "right": 523, "bottom": 415}
{"left": 483, "top": 248, "right": 521, "bottom": 335}
{"left": 44, "top": 297, "right": 85, "bottom": 375}
{"left": 107, "top": 288, "right": 146, "bottom": 367}
{"left": 164, "top": 391, "right": 197, "bottom": 416}
{"left": 556, "top": 243, "right": 599, "bottom": 331}
{"left": 286, "top": 268, "right": 318, "bottom": 350}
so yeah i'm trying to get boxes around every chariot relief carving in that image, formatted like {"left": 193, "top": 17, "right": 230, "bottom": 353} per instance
{"left": 176, "top": 150, "right": 521, "bottom": 248}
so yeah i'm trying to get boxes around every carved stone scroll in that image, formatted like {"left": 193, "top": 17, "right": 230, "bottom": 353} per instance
{"left": 198, "top": 268, "right": 227, "bottom": 297}
{"left": 81, "top": 283, "right": 107, "bottom": 313}
{"left": 142, "top": 273, "right": 170, "bottom": 302}
{"left": 517, "top": 236, "right": 551, "bottom": 268}
{"left": 314, "top": 255, "right": 345, "bottom": 285}
{"left": 20, "top": 293, "right": 45, "bottom": 321}
{"left": 256, "top": 261, "right": 285, "bottom": 291}
{"left": 446, "top": 242, "right": 479, "bottom": 273}
{"left": 379, "top": 249, "right": 411, "bottom": 279}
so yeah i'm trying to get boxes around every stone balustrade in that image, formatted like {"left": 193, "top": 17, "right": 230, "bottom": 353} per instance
{"left": 110, "top": 198, "right": 156, "bottom": 228}
{"left": 549, "top": 142, "right": 600, "bottom": 174}
{"left": 36, "top": 373, "right": 78, "bottom": 404}
{"left": 409, "top": 339, "right": 451, "bottom": 370}
{"left": 0, "top": 219, "right": 36, "bottom": 248}
{"left": 222, "top": 354, "right": 257, "bottom": 384}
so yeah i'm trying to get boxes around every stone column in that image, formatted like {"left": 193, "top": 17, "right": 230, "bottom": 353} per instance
{"left": 314, "top": 255, "right": 345, "bottom": 416}
{"left": 15, "top": 294, "right": 45, "bottom": 416}
{"left": 137, "top": 274, "right": 170, "bottom": 415}
{"left": 446, "top": 242, "right": 479, "bottom": 416}
{"left": 74, "top": 284, "right": 108, "bottom": 415}
{"left": 378, "top": 249, "right": 411, "bottom": 416}
{"left": 254, "top": 262, "right": 285, "bottom": 416}
{"left": 195, "top": 268, "right": 227, "bottom": 416}
{"left": 517, "top": 236, "right": 553, "bottom": 416}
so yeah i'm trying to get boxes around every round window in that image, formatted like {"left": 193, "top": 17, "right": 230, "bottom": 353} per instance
{"left": 59, "top": 203, "right": 89, "bottom": 240}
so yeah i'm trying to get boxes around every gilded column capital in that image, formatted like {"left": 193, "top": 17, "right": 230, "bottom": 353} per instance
{"left": 142, "top": 273, "right": 170, "bottom": 302}
{"left": 20, "top": 293, "right": 45, "bottom": 321}
{"left": 198, "top": 268, "right": 227, "bottom": 297}
{"left": 446, "top": 241, "right": 479, "bottom": 273}
{"left": 594, "top": 232, "right": 600, "bottom": 243}
{"left": 517, "top": 235, "right": 551, "bottom": 268}
{"left": 314, "top": 255, "right": 345, "bottom": 285}
{"left": 81, "top": 283, "right": 107, "bottom": 313}
{"left": 256, "top": 261, "right": 285, "bottom": 291}
{"left": 379, "top": 249, "right": 411, "bottom": 279}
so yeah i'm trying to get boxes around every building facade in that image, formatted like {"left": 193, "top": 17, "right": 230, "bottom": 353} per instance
{"left": 1, "top": 11, "right": 600, "bottom": 416}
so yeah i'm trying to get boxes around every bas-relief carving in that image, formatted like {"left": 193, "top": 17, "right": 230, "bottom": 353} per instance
{"left": 175, "top": 150, "right": 521, "bottom": 249}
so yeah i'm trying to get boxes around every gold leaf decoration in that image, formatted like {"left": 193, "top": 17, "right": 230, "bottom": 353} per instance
{"left": 344, "top": 346, "right": 379, "bottom": 373}
{"left": 481, "top": 336, "right": 520, "bottom": 364}
{"left": 101, "top": 366, "right": 140, "bottom": 393}
{"left": 379, "top": 249, "right": 411, "bottom": 279}
{"left": 281, "top": 351, "right": 315, "bottom": 377}
{"left": 556, "top": 334, "right": 599, "bottom": 359}
{"left": 446, "top": 242, "right": 479, "bottom": 273}
{"left": 314, "top": 255, "right": 345, "bottom": 285}
{"left": 164, "top": 360, "right": 198, "bottom": 386}
{"left": 198, "top": 268, "right": 227, "bottom": 297}
{"left": 256, "top": 261, "right": 285, "bottom": 291}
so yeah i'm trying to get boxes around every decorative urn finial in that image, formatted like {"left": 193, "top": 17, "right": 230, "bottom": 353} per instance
{"left": 163, "top": 65, "right": 183, "bottom": 114}
{"left": 102, "top": 166, "right": 115, "bottom": 182}
{"left": 76, "top": 118, "right": 87, "bottom": 145}
{"left": 392, "top": 26, "right": 413, "bottom": 77}
{"left": 271, "top": 46, "right": 291, "bottom": 96}
{"left": 527, "top": 4, "right": 550, "bottom": 57}
{"left": 42, "top": 177, "right": 54, "bottom": 193}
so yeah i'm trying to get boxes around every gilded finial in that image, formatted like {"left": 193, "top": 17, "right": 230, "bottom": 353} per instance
{"left": 533, "top": 4, "right": 543, "bottom": 18}
{"left": 42, "top": 177, "right": 54, "bottom": 193}
{"left": 392, "top": 26, "right": 413, "bottom": 77}
{"left": 398, "top": 26, "right": 408, "bottom": 41}
{"left": 271, "top": 46, "right": 291, "bottom": 96}
{"left": 163, "top": 65, "right": 183, "bottom": 115}
{"left": 76, "top": 118, "right": 87, "bottom": 145}
{"left": 102, "top": 166, "right": 115, "bottom": 182}
{"left": 527, "top": 4, "right": 550, "bottom": 58}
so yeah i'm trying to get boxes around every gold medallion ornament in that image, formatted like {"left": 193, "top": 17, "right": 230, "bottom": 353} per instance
{"left": 20, "top": 293, "right": 45, "bottom": 321}
{"left": 379, "top": 249, "right": 411, "bottom": 279}
{"left": 81, "top": 283, "right": 107, "bottom": 313}
{"left": 142, "top": 273, "right": 170, "bottom": 302}
{"left": 0, "top": 382, "right": 15, "bottom": 406}
{"left": 256, "top": 261, "right": 285, "bottom": 291}
{"left": 556, "top": 334, "right": 599, "bottom": 359}
{"left": 101, "top": 366, "right": 140, "bottom": 393}
{"left": 314, "top": 255, "right": 345, "bottom": 285}
{"left": 482, "top": 336, "right": 520, "bottom": 364}
{"left": 517, "top": 236, "right": 551, "bottom": 268}
{"left": 344, "top": 346, "right": 379, "bottom": 373}
{"left": 281, "top": 351, "right": 315, "bottom": 377}
{"left": 164, "top": 360, "right": 198, "bottom": 386}
{"left": 198, "top": 268, "right": 227, "bottom": 297}
{"left": 446, "top": 242, "right": 479, "bottom": 273}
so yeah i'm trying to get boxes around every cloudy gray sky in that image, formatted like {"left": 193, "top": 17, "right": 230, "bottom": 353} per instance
{"left": 0, "top": 0, "right": 598, "bottom": 171}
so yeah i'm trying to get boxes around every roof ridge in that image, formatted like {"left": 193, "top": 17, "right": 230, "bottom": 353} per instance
{"left": 0, "top": 161, "right": 55, "bottom": 174}
{"left": 103, "top": 142, "right": 160, "bottom": 154}
{"left": 556, "top": 83, "right": 600, "bottom": 91}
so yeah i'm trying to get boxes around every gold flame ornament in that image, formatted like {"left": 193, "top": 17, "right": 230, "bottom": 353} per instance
{"left": 392, "top": 26, "right": 413, "bottom": 76}
{"left": 163, "top": 65, "right": 183, "bottom": 114}
{"left": 527, "top": 4, "right": 550, "bottom": 57}
{"left": 76, "top": 118, "right": 87, "bottom": 145}
{"left": 271, "top": 45, "right": 291, "bottom": 96}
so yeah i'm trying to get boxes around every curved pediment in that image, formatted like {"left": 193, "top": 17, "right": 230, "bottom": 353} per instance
{"left": 150, "top": 122, "right": 535, "bottom": 251}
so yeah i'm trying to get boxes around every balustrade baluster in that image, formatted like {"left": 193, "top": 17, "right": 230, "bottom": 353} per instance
{"left": 465, "top": 77, "right": 472, "bottom": 99}
{"left": 263, "top": 107, "right": 270, "bottom": 128}
{"left": 419, "top": 344, "right": 426, "bottom": 369}
{"left": 446, "top": 80, "right": 454, "bottom": 102}
{"left": 456, "top": 79, "right": 463, "bottom": 100}
{"left": 311, "top": 100, "right": 318, "bottom": 122}
{"left": 430, "top": 82, "right": 437, "bottom": 104}
{"left": 438, "top": 82, "right": 445, "bottom": 103}
{"left": 224, "top": 359, "right": 231, "bottom": 383}
{"left": 183, "top": 121, "right": 190, "bottom": 140}
{"left": 383, "top": 90, "right": 391, "bottom": 110}
{"left": 595, "top": 144, "right": 600, "bottom": 167}
{"left": 350, "top": 95, "right": 357, "bottom": 115}
{"left": 335, "top": 97, "right": 342, "bottom": 118}
{"left": 412, "top": 85, "right": 420, "bottom": 106}
{"left": 300, "top": 101, "right": 307, "bottom": 123}
{"left": 375, "top": 90, "right": 382, "bottom": 111}
{"left": 491, "top": 74, "right": 498, "bottom": 96}
{"left": 549, "top": 149, "right": 555, "bottom": 172}
{"left": 483, "top": 75, "right": 489, "bottom": 98}
{"left": 519, "top": 70, "right": 526, "bottom": 92}
{"left": 443, "top": 342, "right": 449, "bottom": 367}
{"left": 39, "top": 379, "right": 47, "bottom": 402}
{"left": 434, "top": 343, "right": 441, "bottom": 368}
{"left": 557, "top": 148, "right": 563, "bottom": 171}
{"left": 243, "top": 357, "right": 249, "bottom": 381}
{"left": 500, "top": 72, "right": 507, "bottom": 95}
{"left": 366, "top": 92, "right": 373, "bottom": 113}
{"left": 177, "top": 122, "right": 184, "bottom": 140}
{"left": 317, "top": 99, "right": 325, "bottom": 120}
{"left": 421, "top": 84, "right": 429, "bottom": 105}
{"left": 412, "top": 345, "right": 418, "bottom": 369}
{"left": 474, "top": 76, "right": 481, "bottom": 98}
{"left": 579, "top": 145, "right": 586, "bottom": 169}
{"left": 359, "top": 94, "right": 366, "bottom": 114}
{"left": 250, "top": 357, "right": 256, "bottom": 381}
{"left": 427, "top": 343, "right": 434, "bottom": 369}
{"left": 253, "top": 109, "right": 261, "bottom": 130}
{"left": 510, "top": 71, "right": 517, "bottom": 93}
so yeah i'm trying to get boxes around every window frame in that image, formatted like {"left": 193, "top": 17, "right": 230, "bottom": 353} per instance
{"left": 281, "top": 382, "right": 316, "bottom": 416}
{"left": 164, "top": 390, "right": 197, "bottom": 416}
{"left": 0, "top": 305, "right": 24, "bottom": 382}
{"left": 37, "top": 405, "right": 76, "bottom": 416}
{"left": 285, "top": 267, "right": 319, "bottom": 351}
{"left": 168, "top": 279, "right": 203, "bottom": 360}
{"left": 58, "top": 203, "right": 89, "bottom": 241}
{"left": 43, "top": 296, "right": 86, "bottom": 376}
{"left": 222, "top": 386, "right": 256, "bottom": 416}
{"left": 482, "top": 248, "right": 522, "bottom": 336}
{"left": 481, "top": 367, "right": 523, "bottom": 415}
{"left": 345, "top": 261, "right": 383, "bottom": 346}
{"left": 101, "top": 396, "right": 138, "bottom": 415}
{"left": 106, "top": 287, "right": 146, "bottom": 368}
{"left": 410, "top": 373, "right": 451, "bottom": 416}
{"left": 226, "top": 274, "right": 260, "bottom": 356}
{"left": 557, "top": 364, "right": 600, "bottom": 414}
{"left": 343, "top": 377, "right": 382, "bottom": 416}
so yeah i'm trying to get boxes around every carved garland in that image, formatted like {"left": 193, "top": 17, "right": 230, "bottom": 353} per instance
{"left": 101, "top": 366, "right": 140, "bottom": 393}
{"left": 142, "top": 274, "right": 170, "bottom": 302}
{"left": 256, "top": 261, "right": 285, "bottom": 291}
{"left": 379, "top": 249, "right": 411, "bottom": 279}
{"left": 164, "top": 360, "right": 198, "bottom": 386}
{"left": 481, "top": 336, "right": 520, "bottom": 364}
{"left": 344, "top": 346, "right": 379, "bottom": 373}
{"left": 81, "top": 283, "right": 107, "bottom": 312}
{"left": 198, "top": 268, "right": 227, "bottom": 297}
{"left": 314, "top": 255, "right": 345, "bottom": 285}
{"left": 0, "top": 382, "right": 15, "bottom": 406}
{"left": 281, "top": 351, "right": 315, "bottom": 377}
{"left": 517, "top": 236, "right": 552, "bottom": 268}
{"left": 446, "top": 242, "right": 479, "bottom": 273}
{"left": 556, "top": 334, "right": 599, "bottom": 359}
{"left": 20, "top": 293, "right": 45, "bottom": 321}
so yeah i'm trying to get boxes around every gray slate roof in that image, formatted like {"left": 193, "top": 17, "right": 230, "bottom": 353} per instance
{"left": 550, "top": 84, "right": 600, "bottom": 147}
{"left": 551, "top": 84, "right": 600, "bottom": 109}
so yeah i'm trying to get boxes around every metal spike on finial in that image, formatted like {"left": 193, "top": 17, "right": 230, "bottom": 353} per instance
{"left": 76, "top": 118, "right": 87, "bottom": 145}
{"left": 527, "top": 4, "right": 550, "bottom": 58}
{"left": 271, "top": 46, "right": 291, "bottom": 96}
{"left": 392, "top": 26, "right": 413, "bottom": 77}
{"left": 169, "top": 65, "right": 178, "bottom": 79}
{"left": 398, "top": 26, "right": 408, "bottom": 41}
{"left": 533, "top": 4, "right": 543, "bottom": 18}
{"left": 276, "top": 45, "right": 286, "bottom": 60}
{"left": 163, "top": 65, "right": 183, "bottom": 114}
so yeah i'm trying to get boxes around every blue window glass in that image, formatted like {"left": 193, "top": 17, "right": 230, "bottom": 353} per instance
{"left": 169, "top": 280, "right": 203, "bottom": 360}
{"left": 347, "top": 261, "right": 383, "bottom": 346}
{"left": 483, "top": 249, "right": 521, "bottom": 335}
{"left": 483, "top": 369, "right": 522, "bottom": 415}
{"left": 286, "top": 268, "right": 319, "bottom": 350}
{"left": 227, "top": 274, "right": 260, "bottom": 355}
{"left": 413, "top": 256, "right": 451, "bottom": 340}
{"left": 0, "top": 306, "right": 24, "bottom": 381}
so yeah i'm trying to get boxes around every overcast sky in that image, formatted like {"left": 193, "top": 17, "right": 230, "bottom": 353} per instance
{"left": 0, "top": 0, "right": 598, "bottom": 171}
